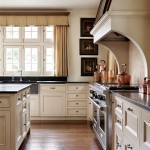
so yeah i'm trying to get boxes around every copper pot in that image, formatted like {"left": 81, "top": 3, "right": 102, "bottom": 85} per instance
{"left": 117, "top": 64, "right": 131, "bottom": 85}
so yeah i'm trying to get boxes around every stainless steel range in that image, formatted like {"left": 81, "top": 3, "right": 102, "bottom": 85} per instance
{"left": 88, "top": 83, "right": 138, "bottom": 150}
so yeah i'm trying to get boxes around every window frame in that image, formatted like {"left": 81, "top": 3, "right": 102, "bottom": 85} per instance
{"left": 2, "top": 26, "right": 55, "bottom": 76}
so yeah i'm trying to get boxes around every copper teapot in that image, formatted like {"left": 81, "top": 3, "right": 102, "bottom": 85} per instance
{"left": 117, "top": 64, "right": 131, "bottom": 85}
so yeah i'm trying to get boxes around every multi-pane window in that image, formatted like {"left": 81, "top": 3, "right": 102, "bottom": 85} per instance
{"left": 25, "top": 27, "right": 38, "bottom": 39}
{"left": 2, "top": 26, "right": 54, "bottom": 75}
{"left": 5, "top": 27, "right": 20, "bottom": 39}
{"left": 24, "top": 47, "right": 39, "bottom": 72}
{"left": 4, "top": 46, "right": 20, "bottom": 71}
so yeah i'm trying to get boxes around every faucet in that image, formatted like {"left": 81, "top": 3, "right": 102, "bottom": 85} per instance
{"left": 18, "top": 70, "right": 23, "bottom": 81}
{"left": 12, "top": 75, "right": 14, "bottom": 81}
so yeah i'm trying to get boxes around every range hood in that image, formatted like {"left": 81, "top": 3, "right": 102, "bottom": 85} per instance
{"left": 91, "top": 0, "right": 150, "bottom": 77}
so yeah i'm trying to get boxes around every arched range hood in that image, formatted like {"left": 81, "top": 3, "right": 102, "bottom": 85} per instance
{"left": 91, "top": 0, "right": 150, "bottom": 77}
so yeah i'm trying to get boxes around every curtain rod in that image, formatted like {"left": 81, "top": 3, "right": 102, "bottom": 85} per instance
{"left": 0, "top": 9, "right": 70, "bottom": 16}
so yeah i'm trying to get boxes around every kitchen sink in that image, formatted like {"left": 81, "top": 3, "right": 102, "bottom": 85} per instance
{"left": 0, "top": 80, "right": 38, "bottom": 94}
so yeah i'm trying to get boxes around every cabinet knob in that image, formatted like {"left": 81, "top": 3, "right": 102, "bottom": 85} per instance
{"left": 76, "top": 110, "right": 79, "bottom": 113}
{"left": 76, "top": 95, "right": 78, "bottom": 97}
{"left": 76, "top": 103, "right": 79, "bottom": 105}
{"left": 0, "top": 101, "right": 1, "bottom": 103}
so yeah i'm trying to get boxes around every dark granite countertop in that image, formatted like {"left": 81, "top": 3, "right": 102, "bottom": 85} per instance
{"left": 111, "top": 91, "right": 150, "bottom": 111}
{"left": 0, "top": 84, "right": 31, "bottom": 93}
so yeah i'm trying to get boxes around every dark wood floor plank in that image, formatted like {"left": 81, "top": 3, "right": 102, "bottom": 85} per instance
{"left": 19, "top": 122, "right": 102, "bottom": 150}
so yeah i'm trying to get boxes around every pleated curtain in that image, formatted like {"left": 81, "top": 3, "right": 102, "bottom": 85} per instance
{"left": 54, "top": 25, "right": 68, "bottom": 76}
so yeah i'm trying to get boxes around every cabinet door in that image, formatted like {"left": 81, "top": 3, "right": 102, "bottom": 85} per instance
{"left": 26, "top": 100, "right": 30, "bottom": 132}
{"left": 40, "top": 93, "right": 65, "bottom": 116}
{"left": 16, "top": 104, "right": 23, "bottom": 149}
{"left": 0, "top": 111, "right": 10, "bottom": 150}
{"left": 124, "top": 136, "right": 139, "bottom": 150}
{"left": 30, "top": 94, "right": 40, "bottom": 116}
{"left": 141, "top": 111, "right": 150, "bottom": 150}
{"left": 123, "top": 102, "right": 140, "bottom": 145}
{"left": 114, "top": 128, "right": 123, "bottom": 150}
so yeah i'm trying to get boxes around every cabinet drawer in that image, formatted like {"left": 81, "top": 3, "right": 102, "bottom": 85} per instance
{"left": 0, "top": 96, "right": 11, "bottom": 108}
{"left": 67, "top": 108, "right": 87, "bottom": 116}
{"left": 40, "top": 84, "right": 65, "bottom": 92}
{"left": 67, "top": 84, "right": 87, "bottom": 91}
{"left": 115, "top": 97, "right": 123, "bottom": 114}
{"left": 67, "top": 101, "right": 87, "bottom": 107}
{"left": 67, "top": 93, "right": 87, "bottom": 99}
{"left": 115, "top": 114, "right": 123, "bottom": 131}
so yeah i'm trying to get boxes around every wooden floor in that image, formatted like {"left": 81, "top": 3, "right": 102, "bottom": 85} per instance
{"left": 19, "top": 121, "right": 103, "bottom": 150}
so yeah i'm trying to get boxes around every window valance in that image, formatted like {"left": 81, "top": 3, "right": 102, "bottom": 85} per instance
{"left": 0, "top": 15, "right": 69, "bottom": 26}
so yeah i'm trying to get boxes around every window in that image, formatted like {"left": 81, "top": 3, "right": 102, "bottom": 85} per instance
{"left": 4, "top": 46, "right": 20, "bottom": 72}
{"left": 4, "top": 27, "right": 21, "bottom": 42}
{"left": 24, "top": 46, "right": 39, "bottom": 72}
{"left": 2, "top": 26, "right": 54, "bottom": 76}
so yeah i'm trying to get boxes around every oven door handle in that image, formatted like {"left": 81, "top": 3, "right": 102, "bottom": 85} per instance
{"left": 88, "top": 97, "right": 100, "bottom": 109}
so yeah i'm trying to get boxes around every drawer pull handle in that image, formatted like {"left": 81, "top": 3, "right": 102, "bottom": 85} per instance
{"left": 116, "top": 143, "right": 121, "bottom": 147}
{"left": 0, "top": 101, "right": 1, "bottom": 103}
{"left": 127, "top": 108, "right": 133, "bottom": 112}
{"left": 76, "top": 95, "right": 78, "bottom": 97}
{"left": 116, "top": 120, "right": 121, "bottom": 124}
{"left": 127, "top": 144, "right": 133, "bottom": 149}
{"left": 117, "top": 104, "right": 121, "bottom": 107}
{"left": 50, "top": 87, "right": 55, "bottom": 89}
{"left": 76, "top": 103, "right": 79, "bottom": 105}
{"left": 76, "top": 111, "right": 79, "bottom": 113}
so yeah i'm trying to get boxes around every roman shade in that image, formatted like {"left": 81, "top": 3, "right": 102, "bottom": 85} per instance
{"left": 0, "top": 15, "right": 69, "bottom": 26}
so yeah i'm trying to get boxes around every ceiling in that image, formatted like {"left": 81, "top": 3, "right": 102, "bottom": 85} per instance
{"left": 0, "top": 0, "right": 100, "bottom": 10}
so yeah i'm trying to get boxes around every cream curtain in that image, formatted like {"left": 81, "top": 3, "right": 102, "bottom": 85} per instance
{"left": 54, "top": 25, "right": 68, "bottom": 76}
{"left": 0, "top": 16, "right": 68, "bottom": 26}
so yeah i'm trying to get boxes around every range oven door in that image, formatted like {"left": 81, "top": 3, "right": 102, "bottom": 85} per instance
{"left": 97, "top": 104, "right": 108, "bottom": 150}
{"left": 92, "top": 102, "right": 98, "bottom": 131}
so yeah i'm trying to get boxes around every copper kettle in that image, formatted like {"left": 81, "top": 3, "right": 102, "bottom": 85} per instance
{"left": 117, "top": 64, "right": 131, "bottom": 85}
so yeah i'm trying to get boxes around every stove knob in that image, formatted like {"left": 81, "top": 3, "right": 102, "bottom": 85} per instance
{"left": 100, "top": 96, "right": 105, "bottom": 100}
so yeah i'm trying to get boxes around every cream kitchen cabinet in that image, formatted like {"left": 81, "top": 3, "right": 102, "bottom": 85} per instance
{"left": 0, "top": 111, "right": 10, "bottom": 150}
{"left": 141, "top": 109, "right": 150, "bottom": 150}
{"left": 113, "top": 95, "right": 150, "bottom": 150}
{"left": 123, "top": 102, "right": 140, "bottom": 146}
{"left": 0, "top": 85, "right": 30, "bottom": 150}
{"left": 30, "top": 94, "right": 40, "bottom": 116}
{"left": 66, "top": 83, "right": 88, "bottom": 117}
{"left": 40, "top": 84, "right": 66, "bottom": 116}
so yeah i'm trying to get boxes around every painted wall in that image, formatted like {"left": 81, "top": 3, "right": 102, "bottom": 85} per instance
{"left": 129, "top": 41, "right": 145, "bottom": 84}
{"left": 67, "top": 9, "right": 98, "bottom": 82}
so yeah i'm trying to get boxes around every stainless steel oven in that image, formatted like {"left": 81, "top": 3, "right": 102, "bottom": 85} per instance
{"left": 89, "top": 86, "right": 110, "bottom": 150}
{"left": 89, "top": 83, "right": 139, "bottom": 150}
